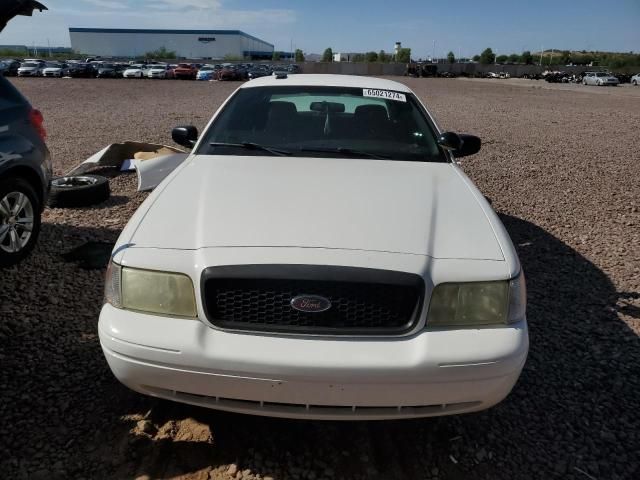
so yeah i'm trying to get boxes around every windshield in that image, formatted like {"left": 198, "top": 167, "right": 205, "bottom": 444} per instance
{"left": 197, "top": 86, "right": 445, "bottom": 162}
{"left": 178, "top": 63, "right": 191, "bottom": 68}
{"left": 595, "top": 72, "right": 610, "bottom": 77}
{"left": 22, "top": 62, "right": 39, "bottom": 67}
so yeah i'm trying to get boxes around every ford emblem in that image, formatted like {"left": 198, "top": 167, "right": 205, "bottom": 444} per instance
{"left": 290, "top": 295, "right": 332, "bottom": 313}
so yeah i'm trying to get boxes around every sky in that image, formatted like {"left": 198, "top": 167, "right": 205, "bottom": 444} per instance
{"left": 2, "top": 0, "right": 639, "bottom": 57}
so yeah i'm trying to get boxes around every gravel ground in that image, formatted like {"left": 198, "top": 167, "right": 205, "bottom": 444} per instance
{"left": 0, "top": 77, "right": 638, "bottom": 480}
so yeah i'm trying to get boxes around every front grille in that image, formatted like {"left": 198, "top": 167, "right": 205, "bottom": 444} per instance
{"left": 201, "top": 265, "right": 424, "bottom": 335}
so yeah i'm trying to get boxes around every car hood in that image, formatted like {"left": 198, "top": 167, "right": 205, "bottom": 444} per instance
{"left": 43, "top": 67, "right": 61, "bottom": 71}
{"left": 128, "top": 155, "right": 505, "bottom": 260}
{"left": 19, "top": 66, "right": 37, "bottom": 70}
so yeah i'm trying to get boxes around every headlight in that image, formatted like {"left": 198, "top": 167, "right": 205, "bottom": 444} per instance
{"left": 104, "top": 261, "right": 197, "bottom": 318}
{"left": 427, "top": 271, "right": 526, "bottom": 327}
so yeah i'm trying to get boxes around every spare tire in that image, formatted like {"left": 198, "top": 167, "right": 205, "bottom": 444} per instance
{"left": 48, "top": 175, "right": 110, "bottom": 208}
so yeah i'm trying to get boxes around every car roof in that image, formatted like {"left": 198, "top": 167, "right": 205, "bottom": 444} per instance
{"left": 240, "top": 74, "right": 413, "bottom": 93}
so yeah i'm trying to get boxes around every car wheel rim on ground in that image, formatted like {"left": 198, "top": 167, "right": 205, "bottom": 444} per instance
{"left": 0, "top": 191, "right": 34, "bottom": 253}
{"left": 51, "top": 176, "right": 99, "bottom": 188}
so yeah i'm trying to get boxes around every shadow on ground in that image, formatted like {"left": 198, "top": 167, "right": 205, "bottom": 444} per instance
{"left": 1, "top": 216, "right": 637, "bottom": 480}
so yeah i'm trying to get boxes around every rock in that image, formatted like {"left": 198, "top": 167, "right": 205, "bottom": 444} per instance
{"left": 227, "top": 464, "right": 238, "bottom": 476}
{"left": 136, "top": 420, "right": 156, "bottom": 436}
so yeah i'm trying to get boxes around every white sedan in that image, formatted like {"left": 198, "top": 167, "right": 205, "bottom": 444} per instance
{"left": 147, "top": 64, "right": 172, "bottom": 79}
{"left": 100, "top": 74, "right": 528, "bottom": 420}
{"left": 42, "top": 63, "right": 69, "bottom": 77}
{"left": 123, "top": 65, "right": 147, "bottom": 78}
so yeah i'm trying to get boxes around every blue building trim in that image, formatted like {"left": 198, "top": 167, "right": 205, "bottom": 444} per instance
{"left": 68, "top": 28, "right": 274, "bottom": 49}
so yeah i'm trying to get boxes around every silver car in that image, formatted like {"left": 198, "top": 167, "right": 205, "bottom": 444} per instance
{"left": 17, "top": 61, "right": 44, "bottom": 77}
{"left": 582, "top": 72, "right": 619, "bottom": 86}
{"left": 631, "top": 74, "right": 640, "bottom": 86}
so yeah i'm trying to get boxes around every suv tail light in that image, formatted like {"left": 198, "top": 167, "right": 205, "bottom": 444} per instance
{"left": 29, "top": 108, "right": 47, "bottom": 140}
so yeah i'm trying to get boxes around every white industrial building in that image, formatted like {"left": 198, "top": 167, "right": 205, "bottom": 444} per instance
{"left": 69, "top": 28, "right": 274, "bottom": 59}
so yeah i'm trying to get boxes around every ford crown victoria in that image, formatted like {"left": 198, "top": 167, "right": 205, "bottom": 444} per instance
{"left": 99, "top": 74, "right": 528, "bottom": 420}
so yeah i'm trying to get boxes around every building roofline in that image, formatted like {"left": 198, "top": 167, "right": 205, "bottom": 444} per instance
{"left": 68, "top": 28, "right": 274, "bottom": 48}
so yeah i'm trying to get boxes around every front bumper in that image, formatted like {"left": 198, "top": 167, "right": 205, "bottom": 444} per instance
{"left": 99, "top": 304, "right": 528, "bottom": 420}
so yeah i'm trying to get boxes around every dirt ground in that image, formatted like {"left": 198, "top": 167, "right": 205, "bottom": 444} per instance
{"left": 0, "top": 77, "right": 638, "bottom": 480}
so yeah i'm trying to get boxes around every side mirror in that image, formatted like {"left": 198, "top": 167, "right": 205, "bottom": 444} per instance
{"left": 437, "top": 132, "right": 481, "bottom": 158}
{"left": 172, "top": 125, "right": 198, "bottom": 148}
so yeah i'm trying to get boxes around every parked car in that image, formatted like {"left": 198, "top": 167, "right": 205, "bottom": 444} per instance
{"left": 147, "top": 64, "right": 174, "bottom": 79}
{"left": 96, "top": 63, "right": 125, "bottom": 78}
{"left": 631, "top": 73, "right": 640, "bottom": 86}
{"left": 17, "top": 61, "right": 44, "bottom": 77}
{"left": 247, "top": 66, "right": 270, "bottom": 80}
{"left": 196, "top": 65, "right": 215, "bottom": 81}
{"left": 42, "top": 62, "right": 69, "bottom": 77}
{"left": 173, "top": 63, "right": 198, "bottom": 80}
{"left": 123, "top": 64, "right": 147, "bottom": 79}
{"left": 68, "top": 63, "right": 96, "bottom": 78}
{"left": 217, "top": 65, "right": 242, "bottom": 81}
{"left": 582, "top": 71, "right": 619, "bottom": 86}
{"left": 0, "top": 59, "right": 21, "bottom": 76}
{"left": 100, "top": 74, "right": 528, "bottom": 420}
{"left": 0, "top": 75, "right": 51, "bottom": 267}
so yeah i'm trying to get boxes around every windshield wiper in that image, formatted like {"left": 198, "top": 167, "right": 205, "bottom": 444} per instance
{"left": 298, "top": 147, "right": 390, "bottom": 160}
{"left": 209, "top": 142, "right": 291, "bottom": 156}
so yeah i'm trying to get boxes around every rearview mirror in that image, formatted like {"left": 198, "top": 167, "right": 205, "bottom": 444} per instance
{"left": 172, "top": 125, "right": 198, "bottom": 148}
{"left": 310, "top": 101, "right": 345, "bottom": 113}
{"left": 437, "top": 132, "right": 481, "bottom": 158}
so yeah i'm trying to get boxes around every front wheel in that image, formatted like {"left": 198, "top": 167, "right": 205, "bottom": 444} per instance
{"left": 0, "top": 176, "right": 42, "bottom": 268}
{"left": 633, "top": 80, "right": 638, "bottom": 86}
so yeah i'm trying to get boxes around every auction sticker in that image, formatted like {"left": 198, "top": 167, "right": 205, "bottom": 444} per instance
{"left": 362, "top": 89, "right": 406, "bottom": 102}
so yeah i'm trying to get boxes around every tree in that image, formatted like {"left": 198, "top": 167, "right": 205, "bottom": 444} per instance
{"left": 396, "top": 47, "right": 411, "bottom": 63}
{"left": 351, "top": 53, "right": 365, "bottom": 62}
{"left": 365, "top": 51, "right": 378, "bottom": 63}
{"left": 472, "top": 54, "right": 480, "bottom": 62}
{"left": 447, "top": 51, "right": 455, "bottom": 63}
{"left": 520, "top": 51, "right": 533, "bottom": 65}
{"left": 272, "top": 51, "right": 281, "bottom": 61}
{"left": 144, "top": 46, "right": 177, "bottom": 60}
{"left": 508, "top": 53, "right": 520, "bottom": 63}
{"left": 294, "top": 49, "right": 304, "bottom": 62}
{"left": 558, "top": 50, "right": 571, "bottom": 65}
{"left": 378, "top": 50, "right": 392, "bottom": 63}
{"left": 496, "top": 54, "right": 508, "bottom": 64}
{"left": 479, "top": 48, "right": 495, "bottom": 64}
{"left": 322, "top": 47, "right": 333, "bottom": 62}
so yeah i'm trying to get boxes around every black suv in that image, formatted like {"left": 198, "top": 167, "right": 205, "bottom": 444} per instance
{"left": 0, "top": 76, "right": 52, "bottom": 266}
{"left": 68, "top": 63, "right": 97, "bottom": 78}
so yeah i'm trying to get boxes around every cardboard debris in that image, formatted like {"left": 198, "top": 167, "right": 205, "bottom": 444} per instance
{"left": 66, "top": 141, "right": 189, "bottom": 191}
{"left": 67, "top": 141, "right": 185, "bottom": 175}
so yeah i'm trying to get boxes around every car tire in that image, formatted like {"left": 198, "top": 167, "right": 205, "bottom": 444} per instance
{"left": 633, "top": 80, "right": 637, "bottom": 86}
{"left": 48, "top": 175, "right": 110, "bottom": 208}
{"left": 0, "top": 176, "right": 42, "bottom": 268}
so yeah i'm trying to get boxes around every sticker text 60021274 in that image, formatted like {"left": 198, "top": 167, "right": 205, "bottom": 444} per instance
{"left": 362, "top": 89, "right": 406, "bottom": 102}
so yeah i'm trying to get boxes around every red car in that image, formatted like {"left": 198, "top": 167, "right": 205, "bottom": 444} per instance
{"left": 173, "top": 63, "right": 197, "bottom": 80}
